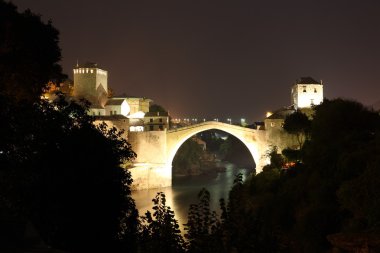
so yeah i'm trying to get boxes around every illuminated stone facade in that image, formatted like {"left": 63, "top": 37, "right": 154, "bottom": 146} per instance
{"left": 105, "top": 98, "right": 130, "bottom": 116}
{"left": 264, "top": 77, "right": 323, "bottom": 151}
{"left": 73, "top": 62, "right": 108, "bottom": 108}
{"left": 129, "top": 121, "right": 270, "bottom": 190}
{"left": 124, "top": 97, "right": 151, "bottom": 115}
{"left": 72, "top": 63, "right": 154, "bottom": 131}
{"left": 70, "top": 63, "right": 312, "bottom": 190}
{"left": 291, "top": 77, "right": 323, "bottom": 109}
{"left": 144, "top": 111, "right": 170, "bottom": 131}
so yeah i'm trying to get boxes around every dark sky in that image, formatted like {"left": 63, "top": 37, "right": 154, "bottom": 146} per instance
{"left": 11, "top": 0, "right": 380, "bottom": 122}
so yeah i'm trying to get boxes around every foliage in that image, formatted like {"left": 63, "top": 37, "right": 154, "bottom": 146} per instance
{"left": 0, "top": 0, "right": 64, "bottom": 102}
{"left": 0, "top": 1, "right": 141, "bottom": 252}
{"left": 211, "top": 99, "right": 380, "bottom": 253}
{"left": 140, "top": 192, "right": 185, "bottom": 253}
{"left": 281, "top": 147, "right": 301, "bottom": 163}
{"left": 262, "top": 146, "right": 285, "bottom": 171}
{"left": 0, "top": 95, "right": 138, "bottom": 252}
{"left": 172, "top": 138, "right": 203, "bottom": 174}
{"left": 149, "top": 104, "right": 168, "bottom": 113}
{"left": 283, "top": 110, "right": 311, "bottom": 149}
{"left": 184, "top": 188, "right": 225, "bottom": 253}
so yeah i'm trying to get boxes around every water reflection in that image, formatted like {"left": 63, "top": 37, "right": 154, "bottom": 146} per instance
{"left": 132, "top": 163, "right": 254, "bottom": 230}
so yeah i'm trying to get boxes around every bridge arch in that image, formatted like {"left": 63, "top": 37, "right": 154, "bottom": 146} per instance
{"left": 166, "top": 122, "right": 267, "bottom": 174}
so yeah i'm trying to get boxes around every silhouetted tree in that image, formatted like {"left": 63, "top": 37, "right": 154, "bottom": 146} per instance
{"left": 184, "top": 188, "right": 225, "bottom": 253}
{"left": 0, "top": 0, "right": 64, "bottom": 102}
{"left": 262, "top": 146, "right": 285, "bottom": 171}
{"left": 0, "top": 2, "right": 140, "bottom": 251}
{"left": 0, "top": 95, "right": 139, "bottom": 252}
{"left": 140, "top": 192, "right": 185, "bottom": 253}
{"left": 149, "top": 104, "right": 168, "bottom": 113}
{"left": 283, "top": 110, "right": 311, "bottom": 149}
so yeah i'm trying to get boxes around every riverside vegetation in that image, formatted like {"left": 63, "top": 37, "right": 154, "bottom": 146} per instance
{"left": 1, "top": 1, "right": 380, "bottom": 252}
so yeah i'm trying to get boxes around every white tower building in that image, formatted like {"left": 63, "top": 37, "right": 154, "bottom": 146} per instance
{"left": 291, "top": 77, "right": 323, "bottom": 109}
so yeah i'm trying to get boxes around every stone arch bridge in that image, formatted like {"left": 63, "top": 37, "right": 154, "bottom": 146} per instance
{"left": 128, "top": 121, "right": 273, "bottom": 190}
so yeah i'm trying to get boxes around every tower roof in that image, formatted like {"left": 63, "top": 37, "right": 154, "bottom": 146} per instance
{"left": 296, "top": 77, "right": 320, "bottom": 85}
{"left": 74, "top": 62, "right": 101, "bottom": 69}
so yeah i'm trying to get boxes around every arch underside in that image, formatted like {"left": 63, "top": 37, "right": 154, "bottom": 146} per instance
{"left": 167, "top": 122, "right": 263, "bottom": 172}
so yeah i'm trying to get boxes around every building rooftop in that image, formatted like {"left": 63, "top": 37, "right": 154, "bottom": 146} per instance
{"left": 266, "top": 107, "right": 295, "bottom": 120}
{"left": 105, "top": 98, "right": 126, "bottom": 106}
{"left": 74, "top": 62, "right": 102, "bottom": 69}
{"left": 114, "top": 94, "right": 154, "bottom": 102}
{"left": 94, "top": 115, "right": 128, "bottom": 120}
{"left": 295, "top": 77, "right": 320, "bottom": 85}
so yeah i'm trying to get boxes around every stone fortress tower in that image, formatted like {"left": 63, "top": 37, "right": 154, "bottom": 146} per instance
{"left": 291, "top": 77, "right": 323, "bottom": 109}
{"left": 73, "top": 62, "right": 108, "bottom": 109}
{"left": 69, "top": 62, "right": 170, "bottom": 131}
{"left": 264, "top": 77, "right": 324, "bottom": 149}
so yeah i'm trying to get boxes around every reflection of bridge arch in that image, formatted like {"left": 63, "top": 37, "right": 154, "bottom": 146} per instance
{"left": 167, "top": 122, "right": 268, "bottom": 174}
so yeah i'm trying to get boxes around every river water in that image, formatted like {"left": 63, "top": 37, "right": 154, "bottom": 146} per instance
{"left": 132, "top": 162, "right": 254, "bottom": 231}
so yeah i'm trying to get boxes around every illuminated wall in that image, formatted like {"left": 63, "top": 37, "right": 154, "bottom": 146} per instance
{"left": 105, "top": 99, "right": 130, "bottom": 116}
{"left": 291, "top": 81, "right": 323, "bottom": 109}
{"left": 126, "top": 98, "right": 151, "bottom": 114}
{"left": 73, "top": 63, "right": 108, "bottom": 107}
{"left": 89, "top": 108, "right": 106, "bottom": 116}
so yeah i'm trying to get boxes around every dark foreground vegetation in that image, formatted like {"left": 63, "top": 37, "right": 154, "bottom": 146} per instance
{"left": 1, "top": 1, "right": 380, "bottom": 252}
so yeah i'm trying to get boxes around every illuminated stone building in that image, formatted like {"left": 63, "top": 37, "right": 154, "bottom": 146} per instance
{"left": 71, "top": 62, "right": 167, "bottom": 132}
{"left": 73, "top": 62, "right": 108, "bottom": 115}
{"left": 291, "top": 77, "right": 323, "bottom": 109}
{"left": 105, "top": 98, "right": 130, "bottom": 116}
{"left": 264, "top": 77, "right": 324, "bottom": 149}
{"left": 144, "top": 111, "right": 170, "bottom": 131}
{"left": 125, "top": 97, "right": 151, "bottom": 115}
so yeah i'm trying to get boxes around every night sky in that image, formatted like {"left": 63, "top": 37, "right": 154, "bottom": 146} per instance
{"left": 11, "top": 0, "right": 380, "bottom": 122}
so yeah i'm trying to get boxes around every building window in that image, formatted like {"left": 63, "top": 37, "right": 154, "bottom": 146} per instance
{"left": 150, "top": 118, "right": 153, "bottom": 123}
{"left": 311, "top": 99, "right": 314, "bottom": 105}
{"left": 159, "top": 118, "right": 163, "bottom": 123}
{"left": 114, "top": 110, "right": 117, "bottom": 115}
{"left": 303, "top": 86, "right": 307, "bottom": 92}
{"left": 98, "top": 112, "right": 100, "bottom": 116}
{"left": 271, "top": 122, "right": 275, "bottom": 127}
{"left": 159, "top": 125, "right": 163, "bottom": 130}
{"left": 149, "top": 125, "right": 154, "bottom": 131}
{"left": 314, "top": 88, "right": 317, "bottom": 93}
